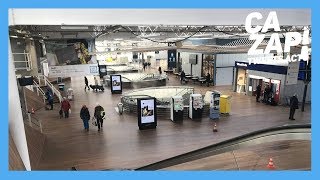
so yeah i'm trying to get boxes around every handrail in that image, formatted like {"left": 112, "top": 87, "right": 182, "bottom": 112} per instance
{"left": 12, "top": 51, "right": 32, "bottom": 71}
{"left": 135, "top": 124, "right": 311, "bottom": 170}
{"left": 33, "top": 80, "right": 46, "bottom": 103}
{"left": 36, "top": 75, "right": 62, "bottom": 102}
{"left": 21, "top": 108, "right": 43, "bottom": 133}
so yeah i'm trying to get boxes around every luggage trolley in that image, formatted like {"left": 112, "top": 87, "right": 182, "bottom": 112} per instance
{"left": 67, "top": 88, "right": 74, "bottom": 101}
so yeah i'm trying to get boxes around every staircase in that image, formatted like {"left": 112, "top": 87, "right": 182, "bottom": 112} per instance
{"left": 34, "top": 75, "right": 63, "bottom": 103}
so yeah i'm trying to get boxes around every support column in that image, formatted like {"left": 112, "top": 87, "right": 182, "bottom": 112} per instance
{"left": 25, "top": 39, "right": 38, "bottom": 76}
{"left": 9, "top": 38, "right": 31, "bottom": 170}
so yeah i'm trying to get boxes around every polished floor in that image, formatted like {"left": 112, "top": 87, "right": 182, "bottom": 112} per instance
{"left": 34, "top": 69, "right": 311, "bottom": 170}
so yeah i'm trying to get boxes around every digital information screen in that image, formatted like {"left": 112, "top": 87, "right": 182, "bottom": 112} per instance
{"left": 137, "top": 98, "right": 157, "bottom": 129}
{"left": 110, "top": 75, "right": 122, "bottom": 93}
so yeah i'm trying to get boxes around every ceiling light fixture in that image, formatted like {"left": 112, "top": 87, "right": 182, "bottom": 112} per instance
{"left": 61, "top": 26, "right": 89, "bottom": 30}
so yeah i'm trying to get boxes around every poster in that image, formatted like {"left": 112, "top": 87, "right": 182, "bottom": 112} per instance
{"left": 140, "top": 99, "right": 155, "bottom": 124}
{"left": 111, "top": 75, "right": 121, "bottom": 91}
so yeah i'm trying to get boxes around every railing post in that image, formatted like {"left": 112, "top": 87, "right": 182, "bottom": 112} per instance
{"left": 39, "top": 120, "right": 43, "bottom": 133}
{"left": 27, "top": 112, "right": 32, "bottom": 127}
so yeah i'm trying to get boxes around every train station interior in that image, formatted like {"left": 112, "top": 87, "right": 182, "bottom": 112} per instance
{"left": 8, "top": 9, "right": 311, "bottom": 171}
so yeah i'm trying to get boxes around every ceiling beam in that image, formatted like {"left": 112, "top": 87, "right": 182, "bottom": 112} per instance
{"left": 9, "top": 9, "right": 311, "bottom": 26}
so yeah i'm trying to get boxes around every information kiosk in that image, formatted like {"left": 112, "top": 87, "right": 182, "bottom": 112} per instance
{"left": 210, "top": 91, "right": 221, "bottom": 119}
{"left": 170, "top": 96, "right": 184, "bottom": 122}
{"left": 189, "top": 94, "right": 203, "bottom": 119}
{"left": 137, "top": 97, "right": 157, "bottom": 130}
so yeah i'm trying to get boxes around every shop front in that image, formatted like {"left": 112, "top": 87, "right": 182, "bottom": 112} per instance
{"left": 246, "top": 63, "right": 287, "bottom": 105}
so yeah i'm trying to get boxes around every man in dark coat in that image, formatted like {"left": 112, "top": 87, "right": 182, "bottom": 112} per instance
{"left": 256, "top": 84, "right": 262, "bottom": 102}
{"left": 289, "top": 94, "right": 299, "bottom": 120}
{"left": 180, "top": 70, "right": 186, "bottom": 84}
{"left": 84, "top": 76, "right": 90, "bottom": 91}
{"left": 45, "top": 87, "right": 54, "bottom": 110}
{"left": 80, "top": 105, "right": 90, "bottom": 131}
{"left": 94, "top": 103, "right": 105, "bottom": 131}
{"left": 206, "top": 73, "right": 211, "bottom": 87}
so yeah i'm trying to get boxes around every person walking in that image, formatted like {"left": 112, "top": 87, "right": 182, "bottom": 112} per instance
{"left": 180, "top": 70, "right": 186, "bottom": 84}
{"left": 206, "top": 73, "right": 211, "bottom": 87}
{"left": 45, "top": 87, "right": 54, "bottom": 110}
{"left": 158, "top": 66, "right": 162, "bottom": 75}
{"left": 84, "top": 76, "right": 90, "bottom": 91}
{"left": 94, "top": 103, "right": 105, "bottom": 131}
{"left": 80, "top": 105, "right": 90, "bottom": 131}
{"left": 61, "top": 97, "right": 71, "bottom": 118}
{"left": 256, "top": 84, "right": 262, "bottom": 102}
{"left": 289, "top": 94, "right": 299, "bottom": 120}
{"left": 94, "top": 77, "right": 99, "bottom": 92}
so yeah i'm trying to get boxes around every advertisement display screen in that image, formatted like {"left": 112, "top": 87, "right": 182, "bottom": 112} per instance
{"left": 111, "top": 75, "right": 121, "bottom": 91}
{"left": 140, "top": 99, "right": 155, "bottom": 124}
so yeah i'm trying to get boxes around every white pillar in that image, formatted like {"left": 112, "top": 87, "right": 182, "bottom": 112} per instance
{"left": 9, "top": 39, "right": 31, "bottom": 170}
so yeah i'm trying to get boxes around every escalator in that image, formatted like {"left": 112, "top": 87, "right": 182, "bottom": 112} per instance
{"left": 135, "top": 124, "right": 311, "bottom": 170}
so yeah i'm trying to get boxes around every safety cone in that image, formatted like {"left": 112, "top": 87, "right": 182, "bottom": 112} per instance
{"left": 31, "top": 107, "right": 35, "bottom": 114}
{"left": 267, "top": 158, "right": 275, "bottom": 169}
{"left": 213, "top": 123, "right": 218, "bottom": 132}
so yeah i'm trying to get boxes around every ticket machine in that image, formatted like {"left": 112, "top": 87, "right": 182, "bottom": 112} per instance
{"left": 210, "top": 91, "right": 220, "bottom": 119}
{"left": 170, "top": 96, "right": 184, "bottom": 122}
{"left": 189, "top": 94, "right": 203, "bottom": 119}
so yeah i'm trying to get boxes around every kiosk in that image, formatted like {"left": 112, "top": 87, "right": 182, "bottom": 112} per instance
{"left": 170, "top": 96, "right": 184, "bottom": 122}
{"left": 110, "top": 75, "right": 122, "bottom": 94}
{"left": 189, "top": 94, "right": 203, "bottom": 119}
{"left": 137, "top": 97, "right": 157, "bottom": 130}
{"left": 210, "top": 91, "right": 221, "bottom": 119}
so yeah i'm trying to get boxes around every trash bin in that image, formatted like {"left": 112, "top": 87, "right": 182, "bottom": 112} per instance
{"left": 58, "top": 83, "right": 65, "bottom": 91}
{"left": 118, "top": 103, "right": 124, "bottom": 115}
{"left": 220, "top": 95, "right": 231, "bottom": 114}
{"left": 67, "top": 88, "right": 74, "bottom": 100}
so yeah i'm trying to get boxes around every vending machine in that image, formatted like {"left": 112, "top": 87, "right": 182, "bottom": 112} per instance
{"left": 189, "top": 94, "right": 203, "bottom": 119}
{"left": 210, "top": 91, "right": 220, "bottom": 119}
{"left": 170, "top": 96, "right": 184, "bottom": 122}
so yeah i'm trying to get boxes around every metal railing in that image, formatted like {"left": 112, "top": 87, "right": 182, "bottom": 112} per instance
{"left": 36, "top": 75, "right": 63, "bottom": 102}
{"left": 21, "top": 108, "right": 43, "bottom": 133}
{"left": 12, "top": 51, "right": 32, "bottom": 71}
{"left": 33, "top": 80, "right": 47, "bottom": 103}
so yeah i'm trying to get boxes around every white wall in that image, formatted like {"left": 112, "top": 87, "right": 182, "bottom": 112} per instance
{"left": 9, "top": 39, "right": 31, "bottom": 170}
{"left": 155, "top": 50, "right": 167, "bottom": 60}
{"left": 215, "top": 67, "right": 233, "bottom": 86}
{"left": 179, "top": 51, "right": 202, "bottom": 77}
{"left": 283, "top": 81, "right": 311, "bottom": 103}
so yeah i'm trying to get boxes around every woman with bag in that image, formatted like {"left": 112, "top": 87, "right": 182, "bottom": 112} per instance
{"left": 61, "top": 97, "right": 71, "bottom": 118}
{"left": 80, "top": 105, "right": 90, "bottom": 131}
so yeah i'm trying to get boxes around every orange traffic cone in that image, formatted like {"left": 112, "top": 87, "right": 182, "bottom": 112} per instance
{"left": 267, "top": 158, "right": 275, "bottom": 169}
{"left": 31, "top": 107, "right": 35, "bottom": 114}
{"left": 213, "top": 123, "right": 218, "bottom": 132}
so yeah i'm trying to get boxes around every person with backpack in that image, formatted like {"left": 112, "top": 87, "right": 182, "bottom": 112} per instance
{"left": 289, "top": 94, "right": 299, "bottom": 120}
{"left": 94, "top": 103, "right": 105, "bottom": 131}
{"left": 80, "top": 105, "right": 90, "bottom": 131}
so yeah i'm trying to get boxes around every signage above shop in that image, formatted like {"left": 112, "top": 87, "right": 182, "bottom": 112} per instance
{"left": 235, "top": 62, "right": 248, "bottom": 68}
